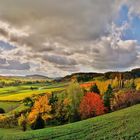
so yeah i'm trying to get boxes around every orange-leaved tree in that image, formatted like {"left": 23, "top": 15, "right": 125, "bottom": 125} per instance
{"left": 28, "top": 94, "right": 52, "bottom": 124}
{"left": 79, "top": 92, "right": 105, "bottom": 119}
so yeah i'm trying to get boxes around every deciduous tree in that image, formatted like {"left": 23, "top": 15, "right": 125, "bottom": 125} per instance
{"left": 66, "top": 81, "right": 84, "bottom": 122}
{"left": 28, "top": 95, "right": 52, "bottom": 128}
{"left": 79, "top": 92, "right": 105, "bottom": 119}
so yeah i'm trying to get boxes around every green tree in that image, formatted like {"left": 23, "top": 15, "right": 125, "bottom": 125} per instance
{"left": 49, "top": 93, "right": 58, "bottom": 105}
{"left": 104, "top": 84, "right": 113, "bottom": 112}
{"left": 66, "top": 81, "right": 84, "bottom": 122}
{"left": 55, "top": 98, "right": 71, "bottom": 124}
{"left": 49, "top": 93, "right": 58, "bottom": 114}
{"left": 90, "top": 84, "right": 100, "bottom": 94}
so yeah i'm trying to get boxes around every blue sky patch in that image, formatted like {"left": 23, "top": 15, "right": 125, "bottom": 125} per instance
{"left": 0, "top": 41, "right": 15, "bottom": 50}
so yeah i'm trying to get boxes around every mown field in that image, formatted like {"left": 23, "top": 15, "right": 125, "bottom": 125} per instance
{"left": 0, "top": 104, "right": 140, "bottom": 140}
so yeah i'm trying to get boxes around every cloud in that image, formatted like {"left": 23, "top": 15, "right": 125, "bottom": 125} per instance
{"left": 43, "top": 54, "right": 77, "bottom": 65}
{"left": 0, "top": 0, "right": 139, "bottom": 76}
{"left": 90, "top": 37, "right": 138, "bottom": 70}
{"left": 124, "top": 0, "right": 140, "bottom": 17}
{"left": 0, "top": 0, "right": 120, "bottom": 44}
{"left": 0, "top": 59, "right": 30, "bottom": 70}
{"left": 0, "top": 58, "right": 6, "bottom": 64}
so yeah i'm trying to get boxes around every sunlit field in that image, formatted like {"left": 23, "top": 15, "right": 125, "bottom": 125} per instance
{"left": 0, "top": 82, "right": 67, "bottom": 101}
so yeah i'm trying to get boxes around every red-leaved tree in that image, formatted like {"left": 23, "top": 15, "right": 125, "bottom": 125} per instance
{"left": 79, "top": 92, "right": 105, "bottom": 119}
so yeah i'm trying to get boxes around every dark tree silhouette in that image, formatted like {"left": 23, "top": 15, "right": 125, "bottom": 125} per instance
{"left": 90, "top": 84, "right": 100, "bottom": 94}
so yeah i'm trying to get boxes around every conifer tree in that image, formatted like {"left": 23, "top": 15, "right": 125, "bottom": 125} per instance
{"left": 131, "top": 79, "right": 136, "bottom": 90}
{"left": 90, "top": 84, "right": 100, "bottom": 94}
{"left": 104, "top": 84, "right": 113, "bottom": 112}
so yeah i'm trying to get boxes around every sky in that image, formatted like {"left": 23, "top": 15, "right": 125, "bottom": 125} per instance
{"left": 0, "top": 0, "right": 140, "bottom": 77}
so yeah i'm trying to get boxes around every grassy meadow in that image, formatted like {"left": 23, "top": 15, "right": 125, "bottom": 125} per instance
{"left": 0, "top": 104, "right": 140, "bottom": 140}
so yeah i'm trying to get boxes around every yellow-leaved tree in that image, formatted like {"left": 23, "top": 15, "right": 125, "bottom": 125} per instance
{"left": 28, "top": 95, "right": 52, "bottom": 126}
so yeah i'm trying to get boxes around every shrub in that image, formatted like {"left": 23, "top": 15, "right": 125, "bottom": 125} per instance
{"left": 23, "top": 97, "right": 34, "bottom": 107}
{"left": 112, "top": 91, "right": 140, "bottom": 111}
{"left": 0, "top": 108, "right": 5, "bottom": 114}
{"left": 0, "top": 115, "right": 18, "bottom": 128}
{"left": 79, "top": 92, "right": 105, "bottom": 119}
{"left": 18, "top": 114, "right": 27, "bottom": 131}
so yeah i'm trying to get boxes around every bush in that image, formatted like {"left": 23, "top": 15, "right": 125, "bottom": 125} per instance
{"left": 0, "top": 115, "right": 18, "bottom": 128}
{"left": 18, "top": 114, "right": 27, "bottom": 131}
{"left": 79, "top": 92, "right": 105, "bottom": 119}
{"left": 23, "top": 97, "right": 34, "bottom": 107}
{"left": 112, "top": 91, "right": 140, "bottom": 111}
{"left": 0, "top": 108, "right": 5, "bottom": 114}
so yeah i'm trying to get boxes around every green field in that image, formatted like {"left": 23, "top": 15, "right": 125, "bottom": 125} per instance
{"left": 0, "top": 104, "right": 140, "bottom": 140}
{"left": 0, "top": 82, "right": 68, "bottom": 101}
{"left": 0, "top": 102, "right": 20, "bottom": 112}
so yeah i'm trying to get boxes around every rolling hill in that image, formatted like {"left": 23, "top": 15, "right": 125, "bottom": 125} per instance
{"left": 57, "top": 68, "right": 140, "bottom": 82}
{"left": 1, "top": 104, "right": 140, "bottom": 140}
{"left": 25, "top": 74, "right": 53, "bottom": 81}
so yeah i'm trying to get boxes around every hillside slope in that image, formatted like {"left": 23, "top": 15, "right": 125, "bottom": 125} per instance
{"left": 1, "top": 104, "right": 140, "bottom": 140}
{"left": 58, "top": 68, "right": 140, "bottom": 82}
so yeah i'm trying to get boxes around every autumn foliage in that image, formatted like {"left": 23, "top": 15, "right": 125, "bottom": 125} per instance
{"left": 112, "top": 91, "right": 140, "bottom": 111}
{"left": 79, "top": 92, "right": 105, "bottom": 119}
{"left": 80, "top": 82, "right": 95, "bottom": 88}
{"left": 28, "top": 95, "right": 52, "bottom": 124}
